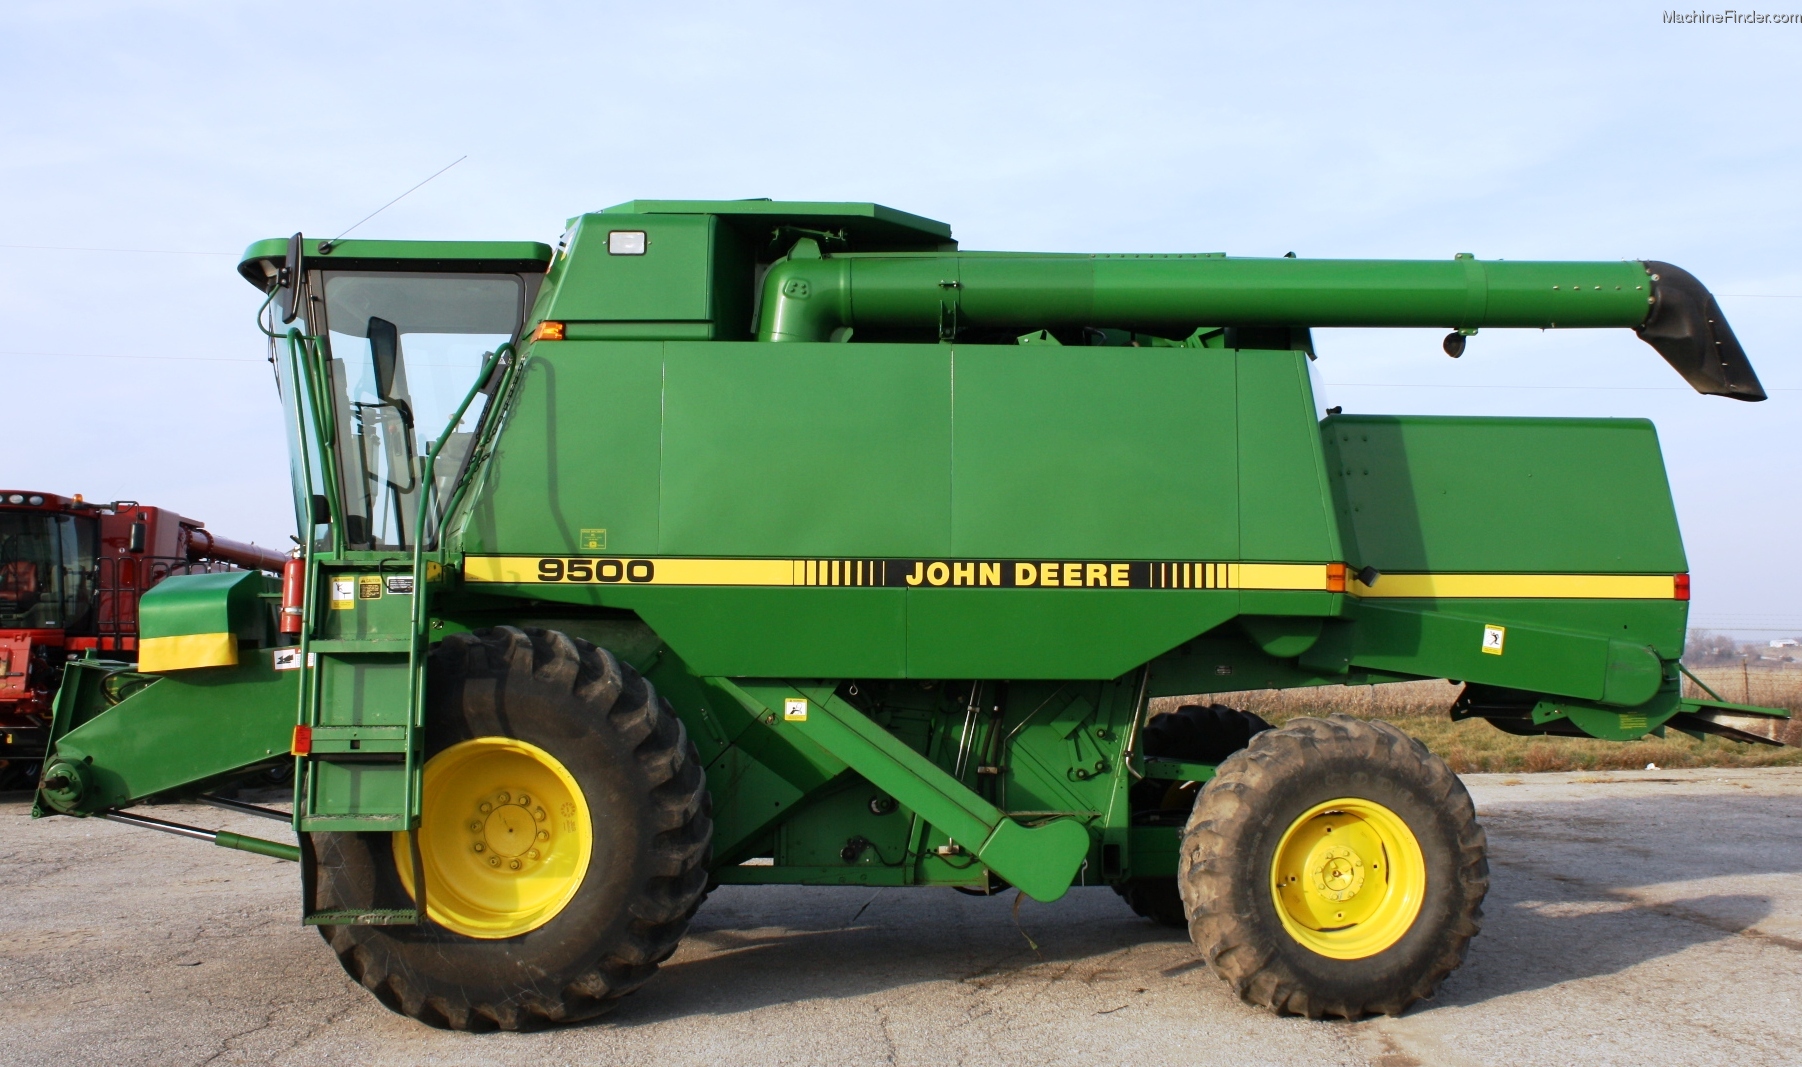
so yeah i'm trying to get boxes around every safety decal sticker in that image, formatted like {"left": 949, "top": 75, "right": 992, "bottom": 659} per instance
{"left": 1482, "top": 625, "right": 1506, "bottom": 655}
{"left": 272, "top": 648, "right": 316, "bottom": 670}
{"left": 357, "top": 575, "right": 383, "bottom": 600}
{"left": 784, "top": 698, "right": 809, "bottom": 722}
{"left": 329, "top": 578, "right": 356, "bottom": 610}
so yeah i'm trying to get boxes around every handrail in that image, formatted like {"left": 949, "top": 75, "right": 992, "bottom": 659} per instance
{"left": 431, "top": 345, "right": 524, "bottom": 551}
{"left": 400, "top": 343, "right": 512, "bottom": 828}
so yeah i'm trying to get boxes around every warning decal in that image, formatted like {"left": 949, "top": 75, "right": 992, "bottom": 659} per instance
{"left": 1481, "top": 625, "right": 1506, "bottom": 655}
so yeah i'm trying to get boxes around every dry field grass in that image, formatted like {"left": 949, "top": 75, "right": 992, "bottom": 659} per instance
{"left": 1150, "top": 666, "right": 1802, "bottom": 774}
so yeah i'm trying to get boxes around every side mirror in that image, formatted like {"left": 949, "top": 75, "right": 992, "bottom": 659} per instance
{"left": 367, "top": 317, "right": 414, "bottom": 428}
{"left": 277, "top": 232, "right": 303, "bottom": 324}
{"left": 368, "top": 316, "right": 399, "bottom": 398}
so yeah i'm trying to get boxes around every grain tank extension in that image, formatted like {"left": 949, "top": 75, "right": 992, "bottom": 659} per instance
{"left": 33, "top": 200, "right": 1786, "bottom": 1028}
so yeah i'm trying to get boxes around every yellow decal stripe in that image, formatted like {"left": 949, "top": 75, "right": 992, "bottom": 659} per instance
{"left": 137, "top": 632, "right": 238, "bottom": 673}
{"left": 1237, "top": 563, "right": 1330, "bottom": 591}
{"left": 1351, "top": 573, "right": 1676, "bottom": 599}
{"left": 462, "top": 557, "right": 1677, "bottom": 598}
{"left": 649, "top": 557, "right": 797, "bottom": 586}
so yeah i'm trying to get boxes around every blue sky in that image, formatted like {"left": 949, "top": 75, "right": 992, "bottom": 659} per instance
{"left": 2, "top": 1, "right": 1796, "bottom": 636}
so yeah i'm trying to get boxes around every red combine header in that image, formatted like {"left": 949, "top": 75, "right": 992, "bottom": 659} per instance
{"left": 0, "top": 491, "right": 284, "bottom": 787}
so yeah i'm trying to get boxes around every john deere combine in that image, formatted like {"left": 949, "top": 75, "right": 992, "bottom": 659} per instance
{"left": 34, "top": 200, "right": 1787, "bottom": 1028}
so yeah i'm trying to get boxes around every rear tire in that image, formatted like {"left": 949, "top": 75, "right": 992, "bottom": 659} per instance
{"left": 310, "top": 626, "right": 711, "bottom": 1030}
{"left": 1143, "top": 703, "right": 1273, "bottom": 765}
{"left": 1116, "top": 705, "right": 1272, "bottom": 927}
{"left": 1179, "top": 715, "right": 1487, "bottom": 1018}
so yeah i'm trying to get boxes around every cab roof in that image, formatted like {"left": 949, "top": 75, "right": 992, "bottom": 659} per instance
{"left": 237, "top": 238, "right": 554, "bottom": 291}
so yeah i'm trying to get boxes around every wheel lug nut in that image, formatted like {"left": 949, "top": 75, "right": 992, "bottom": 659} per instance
{"left": 517, "top": 794, "right": 530, "bottom": 806}
{"left": 496, "top": 791, "right": 510, "bottom": 804}
{"left": 509, "top": 859, "right": 521, "bottom": 870}
{"left": 527, "top": 849, "right": 539, "bottom": 860}
{"left": 469, "top": 821, "right": 482, "bottom": 833}
{"left": 533, "top": 808, "right": 546, "bottom": 822}
{"left": 473, "top": 843, "right": 485, "bottom": 853}
{"left": 479, "top": 802, "right": 492, "bottom": 814}
{"left": 536, "top": 829, "right": 549, "bottom": 841}
{"left": 487, "top": 856, "right": 500, "bottom": 867}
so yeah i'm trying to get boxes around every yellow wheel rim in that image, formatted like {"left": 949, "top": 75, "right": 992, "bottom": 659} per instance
{"left": 1270, "top": 797, "right": 1425, "bottom": 960}
{"left": 393, "top": 737, "right": 592, "bottom": 939}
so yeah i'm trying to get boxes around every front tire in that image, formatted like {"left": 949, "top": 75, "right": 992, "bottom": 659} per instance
{"left": 311, "top": 627, "right": 711, "bottom": 1030}
{"left": 1179, "top": 715, "right": 1487, "bottom": 1018}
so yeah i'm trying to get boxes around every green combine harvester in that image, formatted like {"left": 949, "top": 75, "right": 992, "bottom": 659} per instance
{"left": 33, "top": 200, "right": 1788, "bottom": 1028}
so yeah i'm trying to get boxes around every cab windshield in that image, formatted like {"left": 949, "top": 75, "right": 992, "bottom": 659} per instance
{"left": 0, "top": 510, "right": 96, "bottom": 630}
{"left": 317, "top": 272, "right": 522, "bottom": 549}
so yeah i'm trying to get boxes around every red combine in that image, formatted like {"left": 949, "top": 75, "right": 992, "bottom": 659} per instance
{"left": 0, "top": 491, "right": 285, "bottom": 787}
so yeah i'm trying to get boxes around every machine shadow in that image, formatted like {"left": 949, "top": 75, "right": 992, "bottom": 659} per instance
{"left": 1409, "top": 787, "right": 1802, "bottom": 1011}
{"left": 1426, "top": 890, "right": 1776, "bottom": 1010}
{"left": 607, "top": 885, "right": 1197, "bottom": 1026}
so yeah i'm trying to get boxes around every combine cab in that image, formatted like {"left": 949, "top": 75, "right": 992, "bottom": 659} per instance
{"left": 32, "top": 202, "right": 1788, "bottom": 1027}
{"left": 0, "top": 491, "right": 283, "bottom": 786}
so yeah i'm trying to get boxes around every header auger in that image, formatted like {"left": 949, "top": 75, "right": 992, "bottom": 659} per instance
{"left": 33, "top": 199, "right": 1786, "bottom": 1029}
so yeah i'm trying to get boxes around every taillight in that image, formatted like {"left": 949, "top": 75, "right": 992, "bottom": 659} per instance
{"left": 280, "top": 553, "right": 305, "bottom": 634}
{"left": 290, "top": 725, "right": 312, "bottom": 756}
{"left": 1674, "top": 573, "right": 1690, "bottom": 601}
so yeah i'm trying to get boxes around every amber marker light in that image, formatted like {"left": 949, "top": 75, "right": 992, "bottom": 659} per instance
{"left": 530, "top": 320, "right": 566, "bottom": 342}
{"left": 1326, "top": 562, "right": 1347, "bottom": 593}
{"left": 291, "top": 725, "right": 312, "bottom": 756}
{"left": 1674, "top": 573, "right": 1690, "bottom": 601}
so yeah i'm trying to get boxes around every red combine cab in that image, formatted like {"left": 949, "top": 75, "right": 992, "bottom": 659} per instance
{"left": 0, "top": 491, "right": 285, "bottom": 787}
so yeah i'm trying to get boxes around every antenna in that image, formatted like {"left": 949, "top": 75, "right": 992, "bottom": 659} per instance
{"left": 317, "top": 155, "right": 467, "bottom": 253}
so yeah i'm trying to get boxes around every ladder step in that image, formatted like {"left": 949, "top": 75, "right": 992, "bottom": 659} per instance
{"left": 308, "top": 725, "right": 410, "bottom": 755}
{"left": 304, "top": 908, "right": 419, "bottom": 926}
{"left": 299, "top": 813, "right": 411, "bottom": 831}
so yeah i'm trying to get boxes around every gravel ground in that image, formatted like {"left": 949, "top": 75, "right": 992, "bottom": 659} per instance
{"left": 2, "top": 767, "right": 1798, "bottom": 1066}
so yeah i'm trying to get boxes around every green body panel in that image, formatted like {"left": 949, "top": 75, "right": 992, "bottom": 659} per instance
{"left": 462, "top": 340, "right": 1330, "bottom": 678}
{"left": 550, "top": 215, "right": 753, "bottom": 337}
{"left": 1324, "top": 415, "right": 1686, "bottom": 573}
{"left": 1240, "top": 352, "right": 1342, "bottom": 563}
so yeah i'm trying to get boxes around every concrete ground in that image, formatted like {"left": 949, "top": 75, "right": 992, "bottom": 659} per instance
{"left": 2, "top": 768, "right": 1798, "bottom": 1067}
